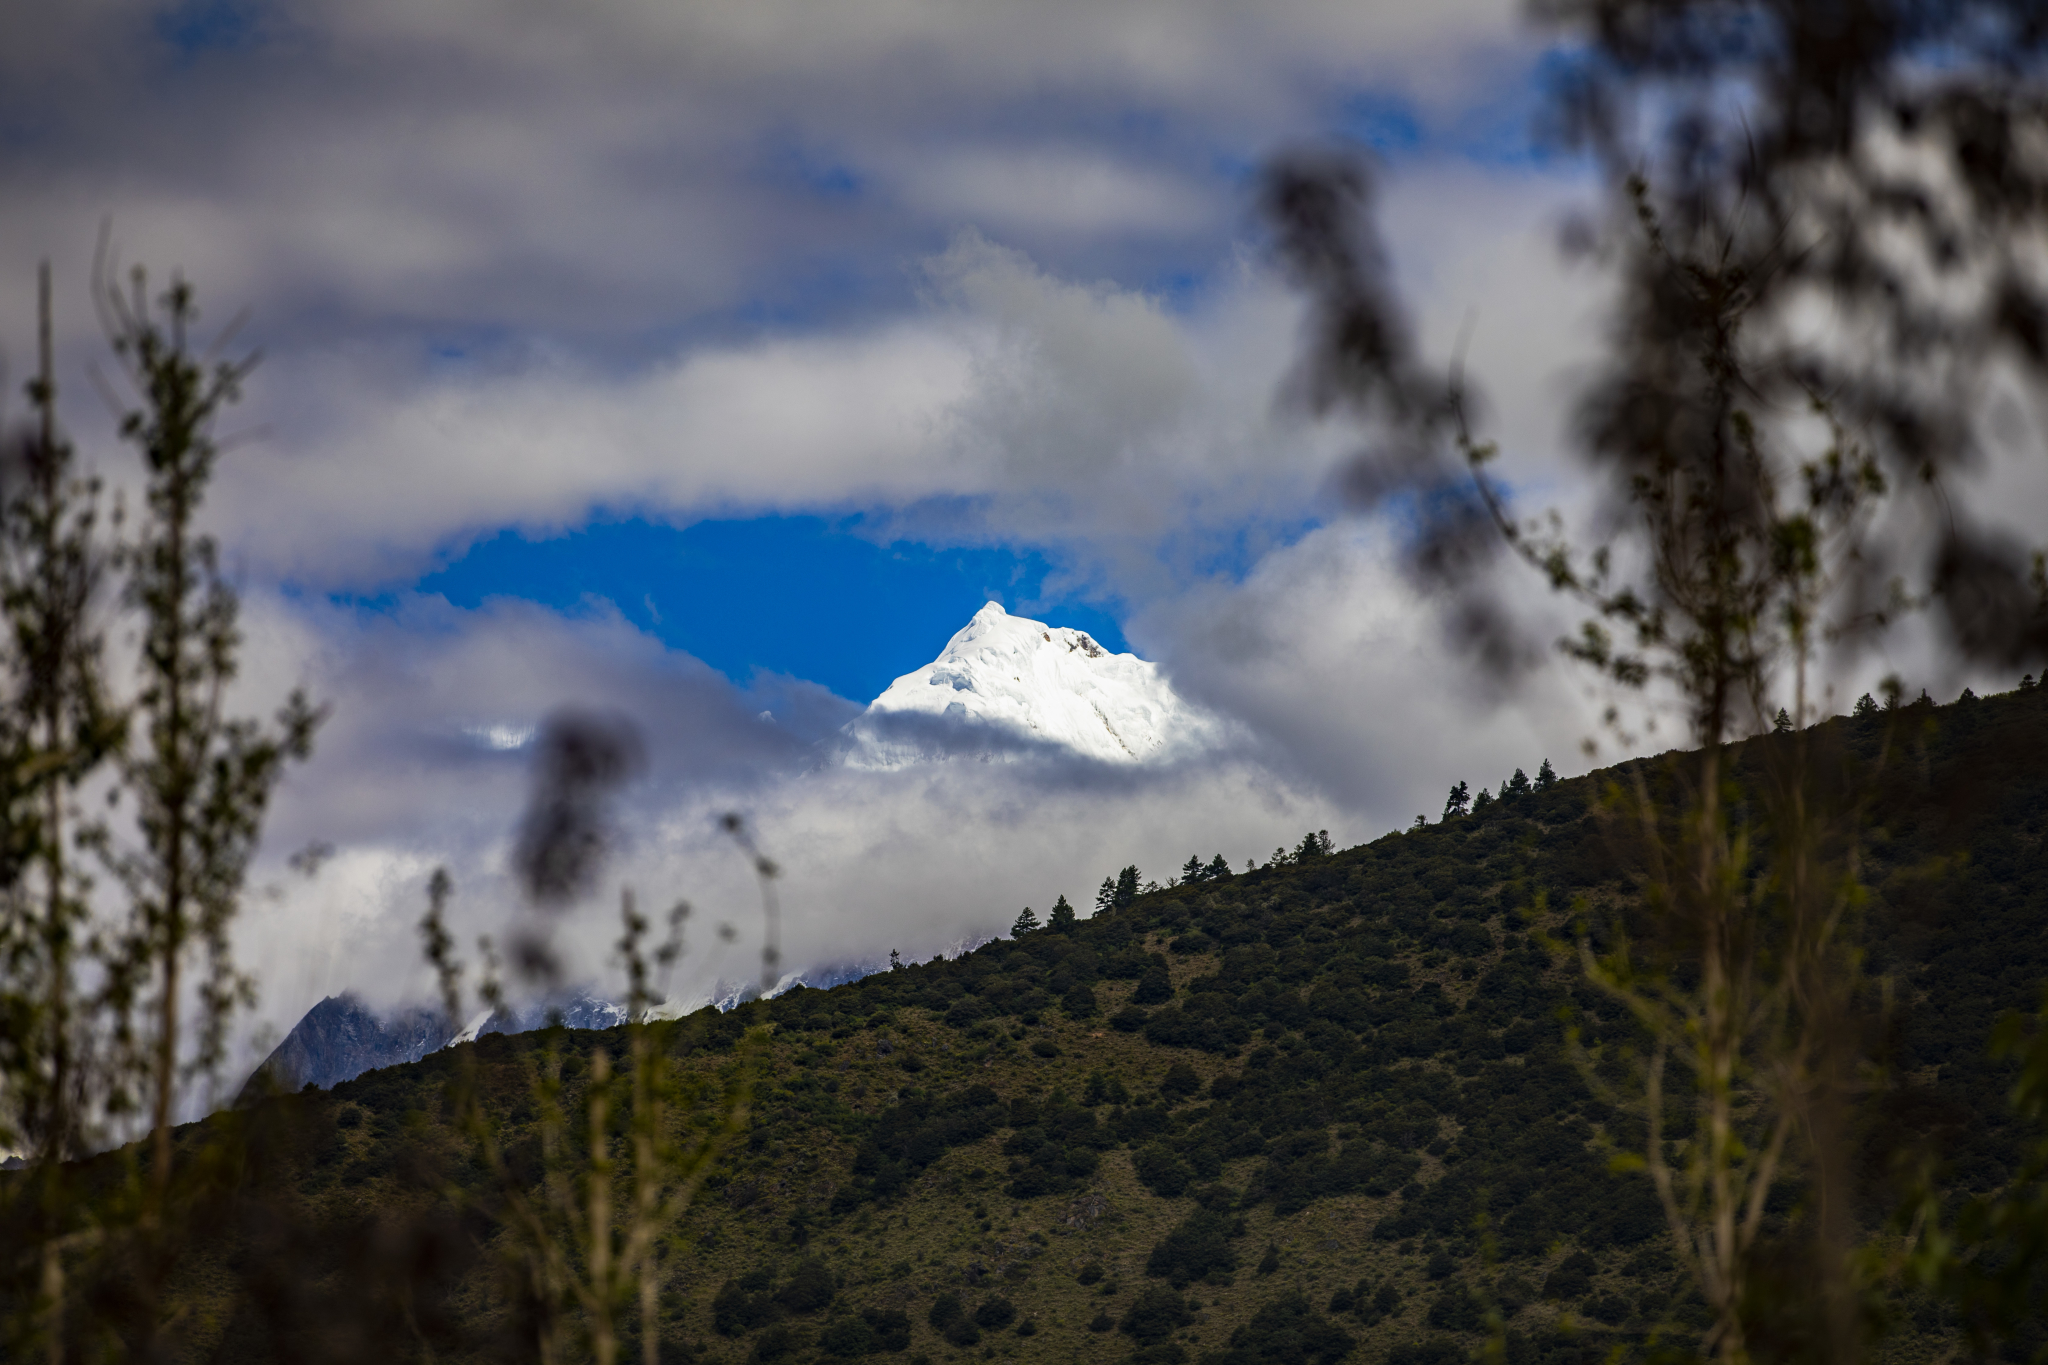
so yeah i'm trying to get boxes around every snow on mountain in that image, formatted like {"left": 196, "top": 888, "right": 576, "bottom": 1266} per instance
{"left": 840, "top": 602, "right": 1220, "bottom": 768}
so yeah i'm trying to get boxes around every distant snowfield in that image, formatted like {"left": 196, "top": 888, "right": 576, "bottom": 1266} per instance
{"left": 840, "top": 601, "right": 1226, "bottom": 769}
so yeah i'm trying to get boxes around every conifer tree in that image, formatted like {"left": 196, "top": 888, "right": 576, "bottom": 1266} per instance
{"left": 1203, "top": 854, "right": 1231, "bottom": 881}
{"left": 1133, "top": 955, "right": 1173, "bottom": 1006}
{"left": 1472, "top": 787, "right": 1492, "bottom": 812}
{"left": 1294, "top": 830, "right": 1331, "bottom": 861}
{"left": 0, "top": 264, "right": 122, "bottom": 1364}
{"left": 1095, "top": 877, "right": 1117, "bottom": 916}
{"left": 1534, "top": 760, "right": 1557, "bottom": 791}
{"left": 1113, "top": 865, "right": 1140, "bottom": 910}
{"left": 1009, "top": 906, "right": 1039, "bottom": 937}
{"left": 0, "top": 260, "right": 331, "bottom": 1363}
{"left": 1443, "top": 781, "right": 1471, "bottom": 818}
{"left": 1504, "top": 768, "right": 1530, "bottom": 798}
{"left": 1773, "top": 708, "right": 1793, "bottom": 733}
{"left": 1179, "top": 854, "right": 1205, "bottom": 885}
{"left": 97, "top": 268, "right": 321, "bottom": 1240}
{"left": 1853, "top": 693, "right": 1879, "bottom": 717}
{"left": 1046, "top": 895, "right": 1076, "bottom": 933}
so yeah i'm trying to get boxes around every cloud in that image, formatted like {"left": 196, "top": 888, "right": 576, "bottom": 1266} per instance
{"left": 201, "top": 165, "right": 1601, "bottom": 592}
{"left": 1135, "top": 519, "right": 1600, "bottom": 813}
{"left": 891, "top": 148, "right": 1215, "bottom": 238}
{"left": 0, "top": 0, "right": 1532, "bottom": 348}
{"left": 239, "top": 591, "right": 848, "bottom": 859}
{"left": 216, "top": 319, "right": 984, "bottom": 582}
{"left": 226, "top": 587, "right": 1339, "bottom": 1069}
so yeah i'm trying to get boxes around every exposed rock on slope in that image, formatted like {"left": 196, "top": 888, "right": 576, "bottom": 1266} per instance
{"left": 253, "top": 992, "right": 626, "bottom": 1093}
{"left": 252, "top": 993, "right": 454, "bottom": 1093}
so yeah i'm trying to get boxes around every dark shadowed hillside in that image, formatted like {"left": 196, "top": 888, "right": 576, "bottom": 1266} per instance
{"left": 23, "top": 686, "right": 2048, "bottom": 1365}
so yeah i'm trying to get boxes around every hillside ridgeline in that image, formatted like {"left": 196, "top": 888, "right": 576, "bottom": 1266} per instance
{"left": 22, "top": 687, "right": 2048, "bottom": 1365}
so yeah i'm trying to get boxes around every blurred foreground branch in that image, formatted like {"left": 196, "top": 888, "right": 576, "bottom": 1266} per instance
{"left": 420, "top": 707, "right": 783, "bottom": 1363}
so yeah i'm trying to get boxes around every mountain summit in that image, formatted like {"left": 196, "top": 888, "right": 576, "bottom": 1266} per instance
{"left": 840, "top": 601, "right": 1219, "bottom": 769}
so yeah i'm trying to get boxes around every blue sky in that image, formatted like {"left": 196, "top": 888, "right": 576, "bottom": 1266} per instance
{"left": 395, "top": 516, "right": 1131, "bottom": 703}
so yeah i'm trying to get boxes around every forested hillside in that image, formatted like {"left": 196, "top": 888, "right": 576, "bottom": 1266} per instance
{"left": 32, "top": 685, "right": 2048, "bottom": 1365}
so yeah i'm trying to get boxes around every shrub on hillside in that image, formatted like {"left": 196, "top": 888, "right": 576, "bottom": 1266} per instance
{"left": 1425, "top": 1285, "right": 1482, "bottom": 1332}
{"left": 775, "top": 1258, "right": 836, "bottom": 1314}
{"left": 865, "top": 1308, "right": 911, "bottom": 1351}
{"left": 1585, "top": 1293, "right": 1632, "bottom": 1325}
{"left": 1120, "top": 1285, "right": 1193, "bottom": 1344}
{"left": 1145, "top": 1206, "right": 1242, "bottom": 1287}
{"left": 1082, "top": 1070, "right": 1128, "bottom": 1105}
{"left": 714, "top": 1275, "right": 781, "bottom": 1336}
{"left": 818, "top": 1317, "right": 873, "bottom": 1357}
{"left": 927, "top": 1292, "right": 980, "bottom": 1347}
{"left": 1134, "top": 958, "right": 1175, "bottom": 1005}
{"left": 749, "top": 1324, "right": 805, "bottom": 1361}
{"left": 1132, "top": 1142, "right": 1193, "bottom": 1198}
{"left": 1201, "top": 1294, "right": 1354, "bottom": 1365}
{"left": 1543, "top": 1251, "right": 1597, "bottom": 1300}
{"left": 1111, "top": 1005, "right": 1150, "bottom": 1033}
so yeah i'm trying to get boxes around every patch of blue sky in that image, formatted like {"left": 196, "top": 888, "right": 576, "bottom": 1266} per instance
{"left": 153, "top": 0, "right": 267, "bottom": 57}
{"left": 1161, "top": 514, "right": 1325, "bottom": 588}
{"left": 758, "top": 134, "right": 869, "bottom": 201}
{"left": 340, "top": 515, "right": 1132, "bottom": 704}
{"left": 1334, "top": 51, "right": 1595, "bottom": 173}
{"left": 719, "top": 259, "right": 896, "bottom": 336}
{"left": 1339, "top": 93, "right": 1426, "bottom": 156}
{"left": 1140, "top": 267, "right": 1212, "bottom": 315}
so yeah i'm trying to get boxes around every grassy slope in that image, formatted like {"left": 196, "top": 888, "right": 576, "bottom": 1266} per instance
{"left": 135, "top": 688, "right": 2048, "bottom": 1362}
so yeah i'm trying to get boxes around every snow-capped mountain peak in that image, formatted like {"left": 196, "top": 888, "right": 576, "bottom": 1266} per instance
{"left": 841, "top": 602, "right": 1219, "bottom": 768}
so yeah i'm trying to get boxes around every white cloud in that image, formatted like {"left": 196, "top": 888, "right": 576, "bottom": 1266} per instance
{"left": 191, "top": 167, "right": 1605, "bottom": 602}
{"left": 893, "top": 149, "right": 1215, "bottom": 238}
{"left": 196, "top": 320, "right": 974, "bottom": 583}
{"left": 0, "top": 0, "right": 1534, "bottom": 347}
{"left": 1138, "top": 521, "right": 1600, "bottom": 809}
